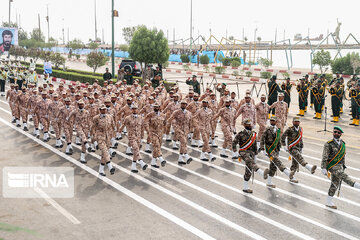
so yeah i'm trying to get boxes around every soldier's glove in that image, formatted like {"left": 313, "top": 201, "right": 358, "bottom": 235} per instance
{"left": 258, "top": 147, "right": 264, "bottom": 152}
{"left": 321, "top": 169, "right": 328, "bottom": 176}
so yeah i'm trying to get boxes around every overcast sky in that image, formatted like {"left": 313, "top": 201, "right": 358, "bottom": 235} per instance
{"left": 1, "top": 0, "right": 359, "bottom": 45}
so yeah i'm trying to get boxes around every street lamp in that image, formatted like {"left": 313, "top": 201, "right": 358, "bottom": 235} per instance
{"left": 9, "top": 0, "right": 14, "bottom": 24}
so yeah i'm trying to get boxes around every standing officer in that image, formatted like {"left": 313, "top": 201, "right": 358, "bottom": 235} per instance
{"left": 186, "top": 75, "right": 201, "bottom": 95}
{"left": 296, "top": 79, "right": 307, "bottom": 116}
{"left": 269, "top": 93, "right": 288, "bottom": 135}
{"left": 282, "top": 78, "right": 292, "bottom": 109}
{"left": 312, "top": 80, "right": 324, "bottom": 119}
{"left": 321, "top": 126, "right": 360, "bottom": 209}
{"left": 255, "top": 94, "right": 269, "bottom": 143}
{"left": 330, "top": 80, "right": 344, "bottom": 123}
{"left": 267, "top": 75, "right": 282, "bottom": 117}
{"left": 233, "top": 119, "right": 269, "bottom": 193}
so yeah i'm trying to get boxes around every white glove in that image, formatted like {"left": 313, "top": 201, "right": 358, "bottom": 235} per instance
{"left": 282, "top": 146, "right": 288, "bottom": 152}
{"left": 321, "top": 169, "right": 327, "bottom": 176}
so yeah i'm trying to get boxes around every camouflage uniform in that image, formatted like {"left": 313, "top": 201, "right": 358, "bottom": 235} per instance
{"left": 235, "top": 103, "right": 256, "bottom": 127}
{"left": 92, "top": 113, "right": 115, "bottom": 164}
{"left": 49, "top": 99, "right": 64, "bottom": 140}
{"left": 144, "top": 111, "right": 166, "bottom": 158}
{"left": 169, "top": 108, "right": 192, "bottom": 155}
{"left": 194, "top": 106, "right": 213, "bottom": 153}
{"left": 213, "top": 106, "right": 234, "bottom": 150}
{"left": 255, "top": 101, "right": 269, "bottom": 141}
{"left": 270, "top": 101, "right": 288, "bottom": 134}
{"left": 16, "top": 91, "right": 30, "bottom": 124}
{"left": 58, "top": 104, "right": 75, "bottom": 144}
{"left": 68, "top": 107, "right": 90, "bottom": 153}
{"left": 260, "top": 125, "right": 286, "bottom": 177}
{"left": 321, "top": 139, "right": 355, "bottom": 197}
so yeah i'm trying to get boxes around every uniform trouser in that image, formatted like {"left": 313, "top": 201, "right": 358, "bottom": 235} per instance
{"left": 40, "top": 117, "right": 50, "bottom": 132}
{"left": 0, "top": 79, "right": 5, "bottom": 93}
{"left": 144, "top": 124, "right": 151, "bottom": 143}
{"left": 210, "top": 119, "right": 217, "bottom": 139}
{"left": 351, "top": 102, "right": 359, "bottom": 119}
{"left": 76, "top": 127, "right": 88, "bottom": 152}
{"left": 268, "top": 152, "right": 286, "bottom": 177}
{"left": 314, "top": 100, "right": 322, "bottom": 114}
{"left": 175, "top": 128, "right": 187, "bottom": 154}
{"left": 151, "top": 133, "right": 162, "bottom": 158}
{"left": 299, "top": 97, "right": 306, "bottom": 110}
{"left": 289, "top": 148, "right": 307, "bottom": 172}
{"left": 305, "top": 92, "right": 309, "bottom": 107}
{"left": 99, "top": 140, "right": 111, "bottom": 164}
{"left": 328, "top": 165, "right": 355, "bottom": 196}
{"left": 9, "top": 78, "right": 15, "bottom": 84}
{"left": 240, "top": 152, "right": 259, "bottom": 181}
{"left": 19, "top": 107, "right": 27, "bottom": 123}
{"left": 63, "top": 124, "right": 73, "bottom": 143}
{"left": 221, "top": 124, "right": 232, "bottom": 150}
{"left": 310, "top": 91, "right": 315, "bottom": 104}
{"left": 331, "top": 96, "right": 341, "bottom": 117}
{"left": 129, "top": 136, "right": 141, "bottom": 161}
{"left": 199, "top": 128, "right": 211, "bottom": 153}
{"left": 192, "top": 120, "right": 200, "bottom": 140}
{"left": 52, "top": 120, "right": 62, "bottom": 139}
{"left": 257, "top": 123, "right": 266, "bottom": 141}
{"left": 14, "top": 105, "right": 20, "bottom": 119}
{"left": 32, "top": 112, "right": 39, "bottom": 128}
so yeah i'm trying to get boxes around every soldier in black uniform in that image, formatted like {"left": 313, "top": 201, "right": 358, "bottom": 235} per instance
{"left": 329, "top": 80, "right": 344, "bottom": 123}
{"left": 281, "top": 78, "right": 292, "bottom": 109}
{"left": 296, "top": 79, "right": 307, "bottom": 116}
{"left": 267, "top": 75, "right": 282, "bottom": 116}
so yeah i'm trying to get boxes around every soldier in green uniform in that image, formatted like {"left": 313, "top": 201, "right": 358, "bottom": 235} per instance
{"left": 296, "top": 79, "right": 307, "bottom": 116}
{"left": 216, "top": 83, "right": 227, "bottom": 97}
{"left": 267, "top": 75, "right": 282, "bottom": 116}
{"left": 281, "top": 78, "right": 292, "bottom": 109}
{"left": 232, "top": 119, "right": 269, "bottom": 193}
{"left": 304, "top": 75, "right": 310, "bottom": 112}
{"left": 281, "top": 117, "right": 317, "bottom": 183}
{"left": 124, "top": 69, "right": 134, "bottom": 85}
{"left": 259, "top": 116, "right": 291, "bottom": 188}
{"left": 321, "top": 126, "right": 360, "bottom": 209}
{"left": 330, "top": 80, "right": 344, "bottom": 123}
{"left": 349, "top": 82, "right": 360, "bottom": 126}
{"left": 186, "top": 75, "right": 200, "bottom": 95}
{"left": 312, "top": 80, "right": 324, "bottom": 119}
{"left": 309, "top": 74, "right": 318, "bottom": 108}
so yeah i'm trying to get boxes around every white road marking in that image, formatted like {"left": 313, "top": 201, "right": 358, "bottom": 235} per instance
{"left": 33, "top": 187, "right": 81, "bottom": 225}
{"left": 0, "top": 117, "right": 216, "bottom": 240}
{"left": 119, "top": 141, "right": 359, "bottom": 240}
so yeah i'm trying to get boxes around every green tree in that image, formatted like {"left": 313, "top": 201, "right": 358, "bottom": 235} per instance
{"left": 18, "top": 28, "right": 28, "bottom": 41}
{"left": 40, "top": 51, "right": 52, "bottom": 62}
{"left": 66, "top": 39, "right": 84, "bottom": 51}
{"left": 1, "top": 22, "right": 18, "bottom": 28}
{"left": 86, "top": 52, "right": 108, "bottom": 74}
{"left": 259, "top": 57, "right": 273, "bottom": 68}
{"left": 50, "top": 53, "right": 66, "bottom": 69}
{"left": 122, "top": 25, "right": 144, "bottom": 44}
{"left": 350, "top": 52, "right": 360, "bottom": 75}
{"left": 180, "top": 54, "right": 190, "bottom": 63}
{"left": 30, "top": 28, "right": 45, "bottom": 42}
{"left": 313, "top": 49, "right": 331, "bottom": 73}
{"left": 88, "top": 41, "right": 99, "bottom": 50}
{"left": 28, "top": 48, "right": 42, "bottom": 63}
{"left": 331, "top": 52, "right": 360, "bottom": 75}
{"left": 128, "top": 26, "right": 169, "bottom": 74}
{"left": 200, "top": 54, "right": 209, "bottom": 64}
{"left": 119, "top": 44, "right": 129, "bottom": 52}
{"left": 8, "top": 46, "right": 24, "bottom": 60}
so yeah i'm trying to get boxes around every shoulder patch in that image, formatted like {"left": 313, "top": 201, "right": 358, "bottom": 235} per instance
{"left": 327, "top": 140, "right": 333, "bottom": 143}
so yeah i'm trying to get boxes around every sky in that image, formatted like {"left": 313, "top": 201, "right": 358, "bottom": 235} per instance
{"left": 1, "top": 0, "right": 359, "bottom": 46}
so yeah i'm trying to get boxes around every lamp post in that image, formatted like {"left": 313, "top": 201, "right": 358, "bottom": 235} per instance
{"left": 8, "top": 0, "right": 13, "bottom": 24}
{"left": 190, "top": 0, "right": 192, "bottom": 53}
{"left": 111, "top": 0, "right": 115, "bottom": 77}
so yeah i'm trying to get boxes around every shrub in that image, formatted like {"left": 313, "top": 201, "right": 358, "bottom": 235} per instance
{"left": 232, "top": 70, "right": 239, "bottom": 76}
{"left": 119, "top": 44, "right": 129, "bottom": 52}
{"left": 258, "top": 57, "right": 273, "bottom": 68}
{"left": 200, "top": 54, "right": 210, "bottom": 64}
{"left": 215, "top": 66, "right": 225, "bottom": 74}
{"left": 76, "top": 54, "right": 81, "bottom": 60}
{"left": 86, "top": 52, "right": 108, "bottom": 74}
{"left": 331, "top": 52, "right": 360, "bottom": 75}
{"left": 231, "top": 61, "right": 241, "bottom": 68}
{"left": 204, "top": 65, "right": 210, "bottom": 73}
{"left": 222, "top": 57, "right": 232, "bottom": 66}
{"left": 245, "top": 71, "right": 252, "bottom": 77}
{"left": 183, "top": 65, "right": 190, "bottom": 71}
{"left": 163, "top": 61, "right": 169, "bottom": 68}
{"left": 180, "top": 54, "right": 190, "bottom": 63}
{"left": 260, "top": 71, "right": 272, "bottom": 79}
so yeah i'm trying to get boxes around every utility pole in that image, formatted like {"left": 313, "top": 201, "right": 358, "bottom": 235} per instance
{"left": 16, "top": 9, "right": 18, "bottom": 26}
{"left": 46, "top": 4, "right": 50, "bottom": 42}
{"left": 173, "top": 28, "right": 175, "bottom": 46}
{"left": 8, "top": 0, "right": 12, "bottom": 24}
{"left": 94, "top": 0, "right": 98, "bottom": 40}
{"left": 102, "top": 28, "right": 104, "bottom": 44}
{"left": 190, "top": 0, "right": 193, "bottom": 53}
{"left": 38, "top": 14, "right": 41, "bottom": 35}
{"left": 67, "top": 27, "right": 69, "bottom": 43}
{"left": 111, "top": 0, "right": 115, "bottom": 77}
{"left": 62, "top": 18, "right": 65, "bottom": 45}
{"left": 275, "top": 28, "right": 277, "bottom": 44}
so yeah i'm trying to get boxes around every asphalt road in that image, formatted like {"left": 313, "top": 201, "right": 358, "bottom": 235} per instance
{"left": 0, "top": 79, "right": 360, "bottom": 240}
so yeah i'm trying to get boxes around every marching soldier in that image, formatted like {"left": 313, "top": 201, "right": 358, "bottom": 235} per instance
{"left": 35, "top": 91, "right": 52, "bottom": 142}
{"left": 194, "top": 99, "right": 215, "bottom": 161}
{"left": 16, "top": 87, "right": 30, "bottom": 131}
{"left": 58, "top": 98, "right": 75, "bottom": 155}
{"left": 309, "top": 74, "right": 318, "bottom": 109}
{"left": 233, "top": 119, "right": 269, "bottom": 193}
{"left": 213, "top": 99, "right": 235, "bottom": 158}
{"left": 321, "top": 126, "right": 360, "bottom": 209}
{"left": 259, "top": 116, "right": 292, "bottom": 188}
{"left": 330, "top": 80, "right": 344, "bottom": 123}
{"left": 255, "top": 94, "right": 269, "bottom": 142}
{"left": 208, "top": 92, "right": 219, "bottom": 147}
{"left": 118, "top": 104, "right": 148, "bottom": 173}
{"left": 48, "top": 93, "right": 64, "bottom": 148}
{"left": 269, "top": 93, "right": 288, "bottom": 135}
{"left": 281, "top": 117, "right": 317, "bottom": 183}
{"left": 144, "top": 103, "right": 167, "bottom": 168}
{"left": 91, "top": 104, "right": 116, "bottom": 176}
{"left": 235, "top": 94, "right": 256, "bottom": 129}
{"left": 168, "top": 100, "right": 193, "bottom": 165}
